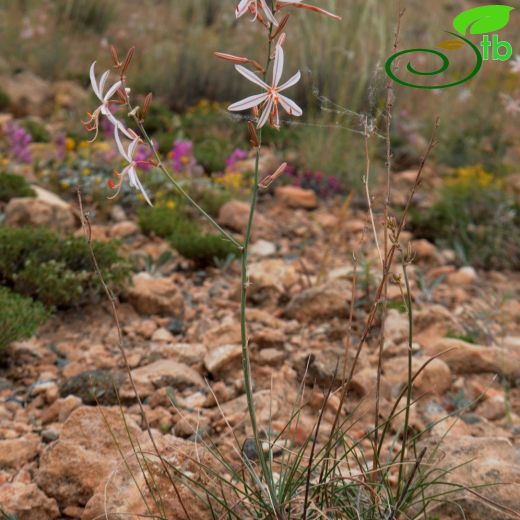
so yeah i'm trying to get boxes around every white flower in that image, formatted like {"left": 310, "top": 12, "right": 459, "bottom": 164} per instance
{"left": 83, "top": 62, "right": 133, "bottom": 140}
{"left": 228, "top": 43, "right": 302, "bottom": 128}
{"left": 510, "top": 55, "right": 520, "bottom": 74}
{"left": 108, "top": 127, "right": 153, "bottom": 206}
{"left": 235, "top": 0, "right": 278, "bottom": 26}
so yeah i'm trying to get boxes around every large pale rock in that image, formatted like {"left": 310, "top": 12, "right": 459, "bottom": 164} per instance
{"left": 274, "top": 186, "right": 318, "bottom": 209}
{"left": 383, "top": 355, "right": 452, "bottom": 395}
{"left": 122, "top": 360, "right": 204, "bottom": 397}
{"left": 5, "top": 195, "right": 75, "bottom": 232}
{"left": 0, "top": 434, "right": 40, "bottom": 469}
{"left": 127, "top": 273, "right": 184, "bottom": 316}
{"left": 83, "top": 435, "right": 214, "bottom": 520}
{"left": 418, "top": 436, "right": 520, "bottom": 520}
{"left": 0, "top": 71, "right": 52, "bottom": 116}
{"left": 202, "top": 322, "right": 241, "bottom": 348}
{"left": 0, "top": 482, "right": 59, "bottom": 520}
{"left": 414, "top": 305, "right": 460, "bottom": 349}
{"left": 286, "top": 281, "right": 350, "bottom": 322}
{"left": 204, "top": 344, "right": 242, "bottom": 375}
{"left": 426, "top": 338, "right": 520, "bottom": 377}
{"left": 247, "top": 258, "right": 299, "bottom": 305}
{"left": 217, "top": 200, "right": 274, "bottom": 240}
{"left": 36, "top": 406, "right": 142, "bottom": 509}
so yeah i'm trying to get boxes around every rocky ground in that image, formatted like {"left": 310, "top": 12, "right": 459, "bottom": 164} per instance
{"left": 1, "top": 172, "right": 520, "bottom": 519}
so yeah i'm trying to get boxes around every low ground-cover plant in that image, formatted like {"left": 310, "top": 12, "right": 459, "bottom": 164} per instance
{"left": 0, "top": 226, "right": 130, "bottom": 307}
{"left": 411, "top": 165, "right": 520, "bottom": 270}
{"left": 138, "top": 205, "right": 237, "bottom": 267}
{"left": 0, "top": 172, "right": 36, "bottom": 202}
{"left": 0, "top": 286, "right": 49, "bottom": 350}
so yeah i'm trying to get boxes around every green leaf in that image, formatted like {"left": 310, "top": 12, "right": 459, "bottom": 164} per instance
{"left": 453, "top": 5, "right": 514, "bottom": 35}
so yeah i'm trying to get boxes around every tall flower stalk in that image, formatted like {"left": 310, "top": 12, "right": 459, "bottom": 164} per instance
{"left": 83, "top": 1, "right": 339, "bottom": 509}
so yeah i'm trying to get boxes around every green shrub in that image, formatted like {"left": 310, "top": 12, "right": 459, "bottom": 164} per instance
{"left": 22, "top": 119, "right": 50, "bottom": 143}
{"left": 0, "top": 287, "right": 49, "bottom": 350}
{"left": 0, "top": 172, "right": 36, "bottom": 202}
{"left": 187, "top": 185, "right": 231, "bottom": 218}
{"left": 0, "top": 227, "right": 130, "bottom": 307}
{"left": 411, "top": 166, "right": 520, "bottom": 270}
{"left": 0, "top": 87, "right": 10, "bottom": 112}
{"left": 138, "top": 205, "right": 200, "bottom": 238}
{"left": 195, "top": 139, "right": 230, "bottom": 173}
{"left": 169, "top": 230, "right": 238, "bottom": 267}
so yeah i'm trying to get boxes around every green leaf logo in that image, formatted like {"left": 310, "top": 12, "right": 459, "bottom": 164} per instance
{"left": 453, "top": 5, "right": 514, "bottom": 35}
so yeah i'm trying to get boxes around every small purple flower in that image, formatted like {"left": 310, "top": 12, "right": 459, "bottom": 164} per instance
{"left": 4, "top": 122, "right": 32, "bottom": 164}
{"left": 171, "top": 139, "right": 194, "bottom": 171}
{"left": 225, "top": 148, "right": 248, "bottom": 170}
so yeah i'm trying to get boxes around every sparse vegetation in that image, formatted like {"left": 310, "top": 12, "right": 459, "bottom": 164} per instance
{"left": 0, "top": 172, "right": 36, "bottom": 202}
{"left": 0, "top": 226, "right": 130, "bottom": 308}
{"left": 0, "top": 286, "right": 49, "bottom": 350}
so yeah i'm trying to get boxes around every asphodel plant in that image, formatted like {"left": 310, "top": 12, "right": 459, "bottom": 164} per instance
{"left": 83, "top": 0, "right": 340, "bottom": 498}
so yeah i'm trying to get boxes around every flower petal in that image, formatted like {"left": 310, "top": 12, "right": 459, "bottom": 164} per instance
{"left": 279, "top": 94, "right": 303, "bottom": 116}
{"left": 98, "top": 70, "right": 110, "bottom": 97}
{"left": 236, "top": 0, "right": 251, "bottom": 18}
{"left": 228, "top": 92, "right": 269, "bottom": 112}
{"left": 113, "top": 126, "right": 130, "bottom": 162}
{"left": 272, "top": 44, "right": 284, "bottom": 87}
{"left": 257, "top": 97, "right": 274, "bottom": 128}
{"left": 103, "top": 80, "right": 122, "bottom": 103}
{"left": 278, "top": 70, "right": 301, "bottom": 91}
{"left": 235, "top": 65, "right": 269, "bottom": 90}
{"left": 89, "top": 62, "right": 101, "bottom": 99}
{"left": 128, "top": 166, "right": 153, "bottom": 206}
{"left": 260, "top": 0, "right": 279, "bottom": 25}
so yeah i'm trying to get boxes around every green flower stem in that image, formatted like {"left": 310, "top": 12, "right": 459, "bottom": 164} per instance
{"left": 130, "top": 114, "right": 243, "bottom": 251}
{"left": 239, "top": 28, "right": 283, "bottom": 514}
{"left": 396, "top": 260, "right": 414, "bottom": 499}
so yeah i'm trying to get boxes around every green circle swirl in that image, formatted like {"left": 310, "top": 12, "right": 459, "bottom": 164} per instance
{"left": 385, "top": 31, "right": 483, "bottom": 89}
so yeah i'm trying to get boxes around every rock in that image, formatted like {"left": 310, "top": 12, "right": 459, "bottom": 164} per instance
{"left": 447, "top": 266, "right": 478, "bottom": 286}
{"left": 248, "top": 258, "right": 299, "bottom": 304}
{"left": 204, "top": 344, "right": 242, "bottom": 375}
{"left": 411, "top": 239, "right": 439, "bottom": 261}
{"left": 59, "top": 369, "right": 127, "bottom": 405}
{"left": 425, "top": 338, "right": 520, "bottom": 377}
{"left": 414, "top": 305, "right": 460, "bottom": 349}
{"left": 252, "top": 328, "right": 286, "bottom": 349}
{"left": 150, "top": 342, "right": 207, "bottom": 366}
{"left": 109, "top": 220, "right": 139, "bottom": 238}
{"left": 0, "top": 434, "right": 40, "bottom": 469}
{"left": 250, "top": 239, "right": 276, "bottom": 257}
{"left": 41, "top": 395, "right": 82, "bottom": 425}
{"left": 258, "top": 348, "right": 287, "bottom": 365}
{"left": 286, "top": 281, "right": 350, "bottom": 322}
{"left": 202, "top": 322, "right": 241, "bottom": 348}
{"left": 0, "top": 71, "right": 52, "bottom": 116}
{"left": 0, "top": 482, "right": 59, "bottom": 520}
{"left": 52, "top": 80, "right": 89, "bottom": 109}
{"left": 151, "top": 327, "right": 175, "bottom": 342}
{"left": 127, "top": 273, "right": 184, "bottom": 316}
{"left": 418, "top": 436, "right": 520, "bottom": 520}
{"left": 218, "top": 200, "right": 274, "bottom": 240}
{"left": 36, "top": 406, "right": 142, "bottom": 509}
{"left": 274, "top": 186, "right": 318, "bottom": 209}
{"left": 83, "top": 435, "right": 214, "bottom": 520}
{"left": 124, "top": 360, "right": 204, "bottom": 398}
{"left": 383, "top": 356, "right": 452, "bottom": 395}
{"left": 5, "top": 196, "right": 75, "bottom": 232}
